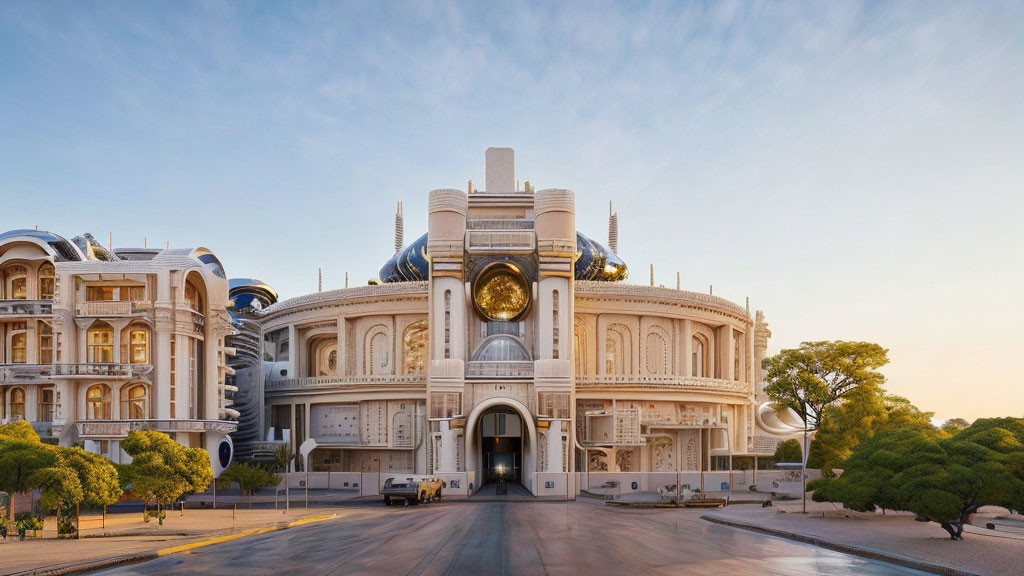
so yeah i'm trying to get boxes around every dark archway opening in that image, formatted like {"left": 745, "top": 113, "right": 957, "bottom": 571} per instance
{"left": 479, "top": 406, "right": 523, "bottom": 486}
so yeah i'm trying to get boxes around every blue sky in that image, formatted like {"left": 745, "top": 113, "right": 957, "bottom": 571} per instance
{"left": 2, "top": 1, "right": 1022, "bottom": 421}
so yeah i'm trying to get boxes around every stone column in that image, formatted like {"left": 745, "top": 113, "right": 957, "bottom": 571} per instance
{"left": 681, "top": 319, "right": 693, "bottom": 377}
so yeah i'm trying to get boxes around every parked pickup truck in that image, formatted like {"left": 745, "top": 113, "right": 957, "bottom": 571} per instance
{"left": 382, "top": 476, "right": 445, "bottom": 506}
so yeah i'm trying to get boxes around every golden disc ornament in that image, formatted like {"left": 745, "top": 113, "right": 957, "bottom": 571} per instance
{"left": 473, "top": 264, "right": 530, "bottom": 322}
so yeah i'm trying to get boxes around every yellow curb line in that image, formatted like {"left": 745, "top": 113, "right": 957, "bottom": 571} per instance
{"left": 156, "top": 514, "right": 336, "bottom": 557}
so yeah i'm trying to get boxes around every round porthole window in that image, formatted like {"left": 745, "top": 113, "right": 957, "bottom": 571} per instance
{"left": 472, "top": 264, "right": 530, "bottom": 322}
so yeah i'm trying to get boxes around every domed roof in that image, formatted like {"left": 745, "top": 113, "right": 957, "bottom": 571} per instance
{"left": 378, "top": 233, "right": 430, "bottom": 282}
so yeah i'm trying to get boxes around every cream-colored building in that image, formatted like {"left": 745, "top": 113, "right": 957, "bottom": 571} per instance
{"left": 256, "top": 148, "right": 802, "bottom": 496}
{"left": 0, "top": 230, "right": 237, "bottom": 475}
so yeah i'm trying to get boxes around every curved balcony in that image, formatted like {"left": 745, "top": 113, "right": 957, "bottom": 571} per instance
{"left": 75, "top": 300, "right": 153, "bottom": 317}
{"left": 265, "top": 374, "right": 426, "bottom": 394}
{"left": 0, "top": 364, "right": 52, "bottom": 383}
{"left": 466, "top": 361, "right": 534, "bottom": 379}
{"left": 575, "top": 375, "right": 750, "bottom": 395}
{"left": 53, "top": 363, "right": 153, "bottom": 380}
{"left": 75, "top": 418, "right": 237, "bottom": 438}
{"left": 0, "top": 300, "right": 52, "bottom": 317}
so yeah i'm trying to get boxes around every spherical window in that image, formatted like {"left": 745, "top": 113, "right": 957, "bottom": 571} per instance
{"left": 472, "top": 264, "right": 530, "bottom": 322}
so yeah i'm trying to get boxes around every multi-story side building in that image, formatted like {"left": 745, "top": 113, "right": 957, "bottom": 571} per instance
{"left": 252, "top": 148, "right": 802, "bottom": 496}
{"left": 0, "top": 230, "right": 237, "bottom": 475}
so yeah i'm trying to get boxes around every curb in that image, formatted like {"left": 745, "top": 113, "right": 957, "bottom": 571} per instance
{"left": 8, "top": 514, "right": 337, "bottom": 576}
{"left": 700, "top": 515, "right": 984, "bottom": 576}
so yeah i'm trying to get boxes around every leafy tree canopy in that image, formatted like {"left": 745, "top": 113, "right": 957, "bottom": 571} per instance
{"left": 763, "top": 341, "right": 889, "bottom": 430}
{"left": 774, "top": 439, "right": 803, "bottom": 463}
{"left": 217, "top": 462, "right": 280, "bottom": 497}
{"left": 0, "top": 420, "right": 42, "bottom": 442}
{"left": 808, "top": 391, "right": 933, "bottom": 476}
{"left": 810, "top": 418, "right": 1024, "bottom": 540}
{"left": 120, "top": 431, "right": 212, "bottom": 505}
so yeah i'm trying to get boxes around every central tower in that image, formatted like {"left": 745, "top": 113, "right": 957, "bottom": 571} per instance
{"left": 426, "top": 148, "right": 575, "bottom": 495}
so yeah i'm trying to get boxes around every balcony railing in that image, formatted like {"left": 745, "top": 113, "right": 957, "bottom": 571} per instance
{"left": 466, "top": 361, "right": 534, "bottom": 379}
{"left": 0, "top": 300, "right": 53, "bottom": 317}
{"left": 53, "top": 363, "right": 153, "bottom": 379}
{"left": 76, "top": 300, "right": 153, "bottom": 316}
{"left": 575, "top": 375, "right": 749, "bottom": 394}
{"left": 265, "top": 374, "right": 426, "bottom": 393}
{"left": 0, "top": 364, "right": 53, "bottom": 383}
{"left": 466, "top": 219, "right": 535, "bottom": 230}
{"left": 76, "top": 418, "right": 237, "bottom": 438}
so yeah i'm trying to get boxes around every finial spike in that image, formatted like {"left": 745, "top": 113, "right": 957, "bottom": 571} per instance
{"left": 468, "top": 179, "right": 473, "bottom": 195}
{"left": 143, "top": 236, "right": 147, "bottom": 248}
{"left": 676, "top": 272, "right": 680, "bottom": 290}
{"left": 345, "top": 271, "right": 349, "bottom": 289}
{"left": 709, "top": 284, "right": 713, "bottom": 295}
{"left": 608, "top": 201, "right": 619, "bottom": 254}
{"left": 746, "top": 296, "right": 750, "bottom": 314}
{"left": 650, "top": 264, "right": 654, "bottom": 287}
{"left": 318, "top": 267, "right": 323, "bottom": 292}
{"left": 394, "top": 201, "right": 404, "bottom": 253}
{"left": 108, "top": 232, "right": 112, "bottom": 251}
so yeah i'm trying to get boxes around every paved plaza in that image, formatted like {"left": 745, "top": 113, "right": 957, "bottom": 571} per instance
{"left": 89, "top": 499, "right": 930, "bottom": 576}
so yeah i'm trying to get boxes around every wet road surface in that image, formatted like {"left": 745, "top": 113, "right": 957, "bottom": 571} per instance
{"left": 92, "top": 499, "right": 932, "bottom": 576}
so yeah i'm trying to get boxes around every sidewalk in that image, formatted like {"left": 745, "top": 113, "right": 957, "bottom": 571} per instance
{"left": 0, "top": 507, "right": 345, "bottom": 576}
{"left": 703, "top": 504, "right": 1024, "bottom": 576}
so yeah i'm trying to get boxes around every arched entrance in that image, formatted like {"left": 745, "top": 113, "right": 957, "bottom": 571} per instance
{"left": 479, "top": 406, "right": 522, "bottom": 484}
{"left": 465, "top": 397, "right": 537, "bottom": 493}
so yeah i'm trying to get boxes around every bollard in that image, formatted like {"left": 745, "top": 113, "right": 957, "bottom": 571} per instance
{"left": 232, "top": 504, "right": 236, "bottom": 531}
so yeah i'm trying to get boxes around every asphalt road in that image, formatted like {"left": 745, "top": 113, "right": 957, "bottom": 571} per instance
{"left": 91, "top": 499, "right": 931, "bottom": 576}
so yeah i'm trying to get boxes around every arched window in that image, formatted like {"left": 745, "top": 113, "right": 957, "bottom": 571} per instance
{"left": 185, "top": 278, "right": 203, "bottom": 312}
{"left": 10, "top": 387, "right": 26, "bottom": 419}
{"left": 10, "top": 330, "right": 27, "bottom": 363}
{"left": 692, "top": 334, "right": 709, "bottom": 377}
{"left": 127, "top": 329, "right": 148, "bottom": 364}
{"left": 472, "top": 335, "right": 531, "bottom": 362}
{"left": 38, "top": 386, "right": 55, "bottom": 421}
{"left": 86, "top": 384, "right": 112, "bottom": 419}
{"left": 402, "top": 320, "right": 429, "bottom": 375}
{"left": 120, "top": 384, "right": 148, "bottom": 419}
{"left": 38, "top": 264, "right": 55, "bottom": 300}
{"left": 88, "top": 323, "right": 114, "bottom": 363}
{"left": 4, "top": 265, "right": 27, "bottom": 299}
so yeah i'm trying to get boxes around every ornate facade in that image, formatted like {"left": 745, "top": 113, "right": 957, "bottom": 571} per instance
{"left": 0, "top": 230, "right": 237, "bottom": 475}
{"left": 253, "top": 148, "right": 801, "bottom": 495}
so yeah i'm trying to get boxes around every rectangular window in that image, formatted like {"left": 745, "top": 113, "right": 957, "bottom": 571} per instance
{"left": 86, "top": 286, "right": 115, "bottom": 301}
{"left": 38, "top": 323, "right": 53, "bottom": 364}
{"left": 11, "top": 332, "right": 27, "bottom": 363}
{"left": 11, "top": 277, "right": 26, "bottom": 299}
{"left": 88, "top": 330, "right": 114, "bottom": 363}
{"left": 39, "top": 277, "right": 54, "bottom": 300}
{"left": 119, "top": 286, "right": 145, "bottom": 301}
{"left": 38, "top": 387, "right": 55, "bottom": 421}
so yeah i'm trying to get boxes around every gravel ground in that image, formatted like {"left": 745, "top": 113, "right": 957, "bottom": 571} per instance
{"left": 706, "top": 504, "right": 1024, "bottom": 576}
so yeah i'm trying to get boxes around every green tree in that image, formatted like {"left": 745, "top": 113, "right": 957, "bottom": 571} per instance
{"left": 808, "top": 392, "right": 933, "bottom": 476}
{"left": 217, "top": 463, "right": 280, "bottom": 507}
{"left": 810, "top": 418, "right": 1024, "bottom": 540}
{"left": 763, "top": 341, "right": 889, "bottom": 431}
{"left": 0, "top": 422, "right": 56, "bottom": 519}
{"left": 774, "top": 439, "right": 803, "bottom": 463}
{"left": 120, "top": 431, "right": 212, "bottom": 509}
